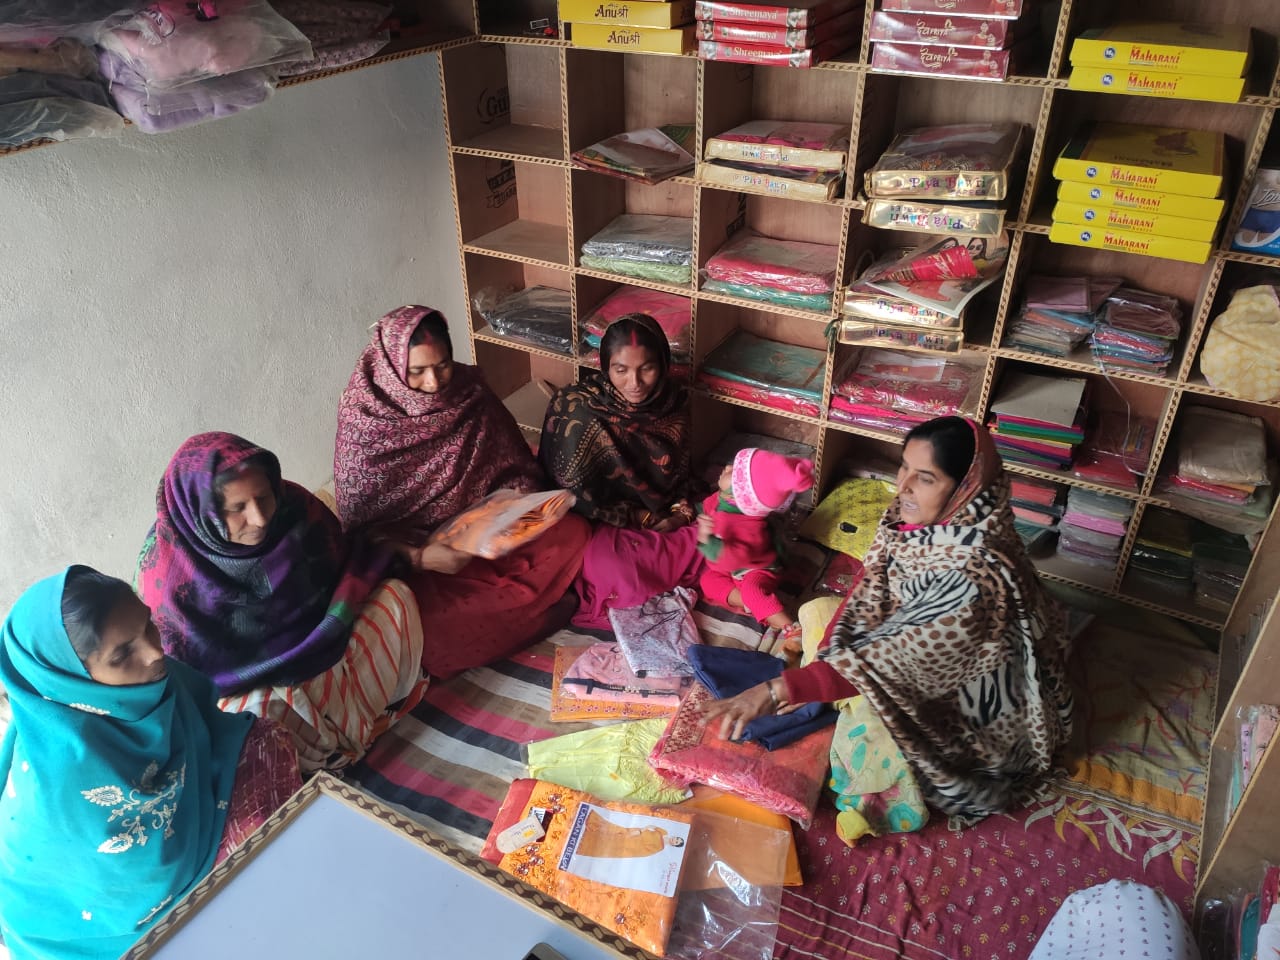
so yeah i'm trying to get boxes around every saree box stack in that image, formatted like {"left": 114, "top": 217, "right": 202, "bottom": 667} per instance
{"left": 1050, "top": 122, "right": 1226, "bottom": 264}
{"left": 701, "top": 120, "right": 848, "bottom": 198}
{"left": 559, "top": 0, "right": 696, "bottom": 27}
{"left": 1068, "top": 22, "right": 1251, "bottom": 103}
{"left": 862, "top": 123, "right": 1024, "bottom": 238}
{"left": 868, "top": 0, "right": 1032, "bottom": 81}
{"left": 568, "top": 21, "right": 696, "bottom": 53}
{"left": 694, "top": 0, "right": 857, "bottom": 67}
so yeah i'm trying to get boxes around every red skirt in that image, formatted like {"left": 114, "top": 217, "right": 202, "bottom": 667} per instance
{"left": 407, "top": 513, "right": 591, "bottom": 679}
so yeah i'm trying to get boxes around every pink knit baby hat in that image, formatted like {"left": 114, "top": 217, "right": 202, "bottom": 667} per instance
{"left": 731, "top": 448, "right": 815, "bottom": 518}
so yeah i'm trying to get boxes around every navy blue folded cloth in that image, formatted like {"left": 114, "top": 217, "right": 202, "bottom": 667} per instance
{"left": 688, "top": 645, "right": 835, "bottom": 751}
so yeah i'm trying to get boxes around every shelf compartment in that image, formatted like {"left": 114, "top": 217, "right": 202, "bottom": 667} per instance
{"left": 463, "top": 252, "right": 575, "bottom": 361}
{"left": 1118, "top": 569, "right": 1228, "bottom": 631}
{"left": 564, "top": 50, "right": 698, "bottom": 157}
{"left": 690, "top": 391, "right": 823, "bottom": 484}
{"left": 476, "top": 339, "right": 573, "bottom": 437}
{"left": 570, "top": 170, "right": 697, "bottom": 286}
{"left": 442, "top": 42, "right": 564, "bottom": 160}
{"left": 1186, "top": 258, "right": 1280, "bottom": 404}
{"left": 477, "top": 0, "right": 557, "bottom": 40}
{"left": 455, "top": 155, "right": 570, "bottom": 266}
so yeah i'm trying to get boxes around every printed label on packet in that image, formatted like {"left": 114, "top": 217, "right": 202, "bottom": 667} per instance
{"left": 496, "top": 815, "right": 547, "bottom": 854}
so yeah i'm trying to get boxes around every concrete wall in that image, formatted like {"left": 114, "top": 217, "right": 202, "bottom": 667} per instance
{"left": 0, "top": 55, "right": 467, "bottom": 611}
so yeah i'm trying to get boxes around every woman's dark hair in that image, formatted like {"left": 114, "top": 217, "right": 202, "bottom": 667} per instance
{"left": 408, "top": 311, "right": 453, "bottom": 360}
{"left": 599, "top": 313, "right": 669, "bottom": 375}
{"left": 903, "top": 416, "right": 976, "bottom": 485}
{"left": 212, "top": 452, "right": 278, "bottom": 510}
{"left": 61, "top": 565, "right": 136, "bottom": 662}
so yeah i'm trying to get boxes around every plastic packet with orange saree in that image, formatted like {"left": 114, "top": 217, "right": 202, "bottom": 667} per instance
{"left": 430, "top": 488, "right": 577, "bottom": 559}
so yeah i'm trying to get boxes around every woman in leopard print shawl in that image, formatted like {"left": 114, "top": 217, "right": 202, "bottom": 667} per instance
{"left": 705, "top": 416, "right": 1074, "bottom": 823}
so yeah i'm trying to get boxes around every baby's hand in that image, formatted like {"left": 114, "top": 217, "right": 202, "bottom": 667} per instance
{"left": 696, "top": 513, "right": 714, "bottom": 543}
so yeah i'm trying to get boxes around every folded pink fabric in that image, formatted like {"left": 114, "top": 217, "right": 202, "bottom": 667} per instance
{"left": 1059, "top": 511, "right": 1128, "bottom": 537}
{"left": 704, "top": 231, "right": 838, "bottom": 294}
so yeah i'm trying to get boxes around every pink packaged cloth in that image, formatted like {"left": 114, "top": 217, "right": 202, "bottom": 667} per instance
{"left": 697, "top": 35, "right": 856, "bottom": 68}
{"left": 879, "top": 0, "right": 1024, "bottom": 16}
{"left": 1059, "top": 510, "right": 1128, "bottom": 538}
{"left": 832, "top": 350, "right": 978, "bottom": 417}
{"left": 704, "top": 231, "right": 839, "bottom": 294}
{"left": 828, "top": 396, "right": 929, "bottom": 434}
{"left": 871, "top": 40, "right": 1016, "bottom": 81}
{"left": 698, "top": 372, "right": 823, "bottom": 418}
{"left": 870, "top": 11, "right": 1018, "bottom": 48}
{"left": 694, "top": 10, "right": 859, "bottom": 48}
{"left": 581, "top": 286, "right": 692, "bottom": 352}
{"left": 562, "top": 642, "right": 689, "bottom": 706}
{"left": 648, "top": 683, "right": 834, "bottom": 828}
{"left": 694, "top": 0, "right": 856, "bottom": 28}
{"left": 98, "top": 0, "right": 313, "bottom": 89}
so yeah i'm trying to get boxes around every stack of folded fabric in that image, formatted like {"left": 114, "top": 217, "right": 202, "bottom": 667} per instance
{"left": 1192, "top": 526, "right": 1253, "bottom": 612}
{"left": 828, "top": 348, "right": 981, "bottom": 435}
{"left": 273, "top": 0, "right": 390, "bottom": 77}
{"left": 869, "top": 0, "right": 1033, "bottom": 81}
{"left": 694, "top": 0, "right": 858, "bottom": 68}
{"left": 698, "top": 329, "right": 826, "bottom": 418}
{"left": 1003, "top": 274, "right": 1121, "bottom": 357}
{"left": 1070, "top": 411, "right": 1155, "bottom": 490}
{"left": 1127, "top": 507, "right": 1195, "bottom": 599}
{"left": 579, "top": 286, "right": 692, "bottom": 375}
{"left": 572, "top": 123, "right": 696, "bottom": 185}
{"left": 699, "top": 120, "right": 848, "bottom": 202}
{"left": 1055, "top": 487, "right": 1134, "bottom": 571}
{"left": 839, "top": 233, "right": 1009, "bottom": 353}
{"left": 702, "top": 230, "right": 839, "bottom": 312}
{"left": 1162, "top": 406, "right": 1273, "bottom": 535}
{"left": 95, "top": 0, "right": 314, "bottom": 134}
{"left": 579, "top": 213, "right": 695, "bottom": 285}
{"left": 1009, "top": 475, "right": 1065, "bottom": 551}
{"left": 1088, "top": 287, "right": 1182, "bottom": 375}
{"left": 550, "top": 643, "right": 690, "bottom": 723}
{"left": 474, "top": 286, "right": 573, "bottom": 356}
{"left": 1051, "top": 122, "right": 1227, "bottom": 264}
{"left": 987, "top": 370, "right": 1087, "bottom": 470}
{"left": 862, "top": 123, "right": 1025, "bottom": 238}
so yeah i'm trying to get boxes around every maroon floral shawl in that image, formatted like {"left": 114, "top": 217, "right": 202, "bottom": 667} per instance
{"left": 334, "top": 305, "right": 545, "bottom": 535}
{"left": 137, "top": 432, "right": 389, "bottom": 697}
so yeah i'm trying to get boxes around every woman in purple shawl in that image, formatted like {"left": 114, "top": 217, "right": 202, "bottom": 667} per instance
{"left": 137, "top": 432, "right": 428, "bottom": 771}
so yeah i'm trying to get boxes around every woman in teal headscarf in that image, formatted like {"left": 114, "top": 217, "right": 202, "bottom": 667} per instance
{"left": 0, "top": 566, "right": 297, "bottom": 960}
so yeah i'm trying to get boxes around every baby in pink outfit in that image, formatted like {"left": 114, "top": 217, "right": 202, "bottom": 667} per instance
{"left": 697, "top": 448, "right": 814, "bottom": 631}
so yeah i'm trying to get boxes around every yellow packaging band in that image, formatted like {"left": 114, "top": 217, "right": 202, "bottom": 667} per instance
{"left": 1068, "top": 66, "right": 1244, "bottom": 104}
{"left": 1048, "top": 221, "right": 1212, "bottom": 264}
{"left": 1069, "top": 21, "right": 1251, "bottom": 78}
{"left": 568, "top": 21, "right": 695, "bottom": 54}
{"left": 558, "top": 0, "right": 695, "bottom": 28}
{"left": 1052, "top": 201, "right": 1221, "bottom": 242}
{"left": 1056, "top": 179, "right": 1224, "bottom": 222}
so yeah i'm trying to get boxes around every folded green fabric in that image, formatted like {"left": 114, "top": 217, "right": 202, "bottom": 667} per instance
{"left": 526, "top": 718, "right": 692, "bottom": 805}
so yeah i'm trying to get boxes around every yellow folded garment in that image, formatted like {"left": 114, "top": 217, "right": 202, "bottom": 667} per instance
{"left": 526, "top": 719, "right": 692, "bottom": 805}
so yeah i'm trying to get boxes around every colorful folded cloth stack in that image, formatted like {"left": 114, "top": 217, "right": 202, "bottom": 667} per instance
{"left": 699, "top": 120, "right": 848, "bottom": 202}
{"left": 698, "top": 329, "right": 826, "bottom": 418}
{"left": 703, "top": 230, "right": 840, "bottom": 312}
{"left": 579, "top": 214, "right": 695, "bottom": 285}
{"left": 1071, "top": 412, "right": 1155, "bottom": 490}
{"left": 829, "top": 348, "right": 981, "bottom": 435}
{"left": 579, "top": 286, "right": 692, "bottom": 364}
{"left": 862, "top": 123, "right": 1025, "bottom": 238}
{"left": 1003, "top": 274, "right": 1122, "bottom": 357}
{"left": 868, "top": 0, "right": 1033, "bottom": 81}
{"left": 1055, "top": 487, "right": 1134, "bottom": 571}
{"left": 1009, "top": 475, "right": 1065, "bottom": 550}
{"left": 1088, "top": 287, "right": 1183, "bottom": 374}
{"left": 694, "top": 0, "right": 857, "bottom": 67}
{"left": 987, "top": 370, "right": 1087, "bottom": 470}
{"left": 475, "top": 285, "right": 573, "bottom": 355}
{"left": 1050, "top": 122, "right": 1227, "bottom": 264}
{"left": 571, "top": 123, "right": 696, "bottom": 185}
{"left": 839, "top": 233, "right": 1009, "bottom": 353}
{"left": 274, "top": 0, "right": 391, "bottom": 77}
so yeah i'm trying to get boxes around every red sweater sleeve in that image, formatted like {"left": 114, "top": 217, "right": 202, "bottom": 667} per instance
{"left": 782, "top": 661, "right": 857, "bottom": 704}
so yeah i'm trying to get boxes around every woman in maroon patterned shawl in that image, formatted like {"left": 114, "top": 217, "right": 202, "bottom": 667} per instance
{"left": 334, "top": 306, "right": 590, "bottom": 678}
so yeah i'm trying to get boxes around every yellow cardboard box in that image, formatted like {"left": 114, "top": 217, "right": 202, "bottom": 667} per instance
{"left": 1053, "top": 122, "right": 1224, "bottom": 198}
{"left": 1049, "top": 221, "right": 1211, "bottom": 264}
{"left": 1056, "top": 179, "right": 1224, "bottom": 222}
{"left": 569, "top": 22, "right": 695, "bottom": 53}
{"left": 559, "top": 0, "right": 695, "bottom": 28}
{"left": 1069, "top": 22, "right": 1251, "bottom": 77}
{"left": 1068, "top": 66, "right": 1244, "bottom": 103}
{"left": 1052, "top": 201, "right": 1220, "bottom": 242}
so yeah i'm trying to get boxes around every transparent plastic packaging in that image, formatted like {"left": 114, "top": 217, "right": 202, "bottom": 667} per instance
{"left": 863, "top": 198, "right": 1006, "bottom": 237}
{"left": 572, "top": 124, "right": 696, "bottom": 185}
{"left": 832, "top": 348, "right": 981, "bottom": 417}
{"left": 0, "top": 0, "right": 127, "bottom": 42}
{"left": 580, "top": 214, "right": 694, "bottom": 266}
{"left": 473, "top": 285, "right": 573, "bottom": 355}
{"left": 98, "top": 49, "right": 275, "bottom": 133}
{"left": 581, "top": 286, "right": 691, "bottom": 355}
{"left": 97, "top": 0, "right": 313, "bottom": 91}
{"left": 837, "top": 318, "right": 965, "bottom": 353}
{"left": 0, "top": 37, "right": 97, "bottom": 76}
{"left": 704, "top": 231, "right": 839, "bottom": 294}
{"left": 430, "top": 489, "right": 577, "bottom": 559}
{"left": 865, "top": 122, "right": 1024, "bottom": 200}
{"left": 0, "top": 71, "right": 122, "bottom": 147}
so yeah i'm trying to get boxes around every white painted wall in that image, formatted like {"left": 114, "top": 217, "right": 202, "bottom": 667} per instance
{"left": 0, "top": 55, "right": 468, "bottom": 611}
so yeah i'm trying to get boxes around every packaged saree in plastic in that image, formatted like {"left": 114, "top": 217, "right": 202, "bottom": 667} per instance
{"left": 550, "top": 643, "right": 688, "bottom": 722}
{"left": 703, "top": 231, "right": 839, "bottom": 294}
{"left": 865, "top": 122, "right": 1024, "bottom": 200}
{"left": 430, "top": 489, "right": 577, "bottom": 559}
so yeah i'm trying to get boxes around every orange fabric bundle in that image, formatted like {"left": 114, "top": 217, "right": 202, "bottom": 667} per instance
{"left": 430, "top": 488, "right": 576, "bottom": 559}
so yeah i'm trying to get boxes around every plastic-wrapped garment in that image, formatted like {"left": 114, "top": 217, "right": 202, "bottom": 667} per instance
{"left": 832, "top": 348, "right": 979, "bottom": 416}
{"left": 700, "top": 329, "right": 826, "bottom": 402}
{"left": 610, "top": 587, "right": 701, "bottom": 679}
{"left": 430, "top": 489, "right": 577, "bottom": 560}
{"left": 1071, "top": 412, "right": 1154, "bottom": 489}
{"left": 1177, "top": 405, "right": 1270, "bottom": 486}
{"left": 550, "top": 643, "right": 689, "bottom": 723}
{"left": 0, "top": 71, "right": 121, "bottom": 147}
{"left": 473, "top": 285, "right": 573, "bottom": 355}
{"left": 698, "top": 372, "right": 822, "bottom": 417}
{"left": 704, "top": 231, "right": 838, "bottom": 294}
{"left": 581, "top": 285, "right": 691, "bottom": 352}
{"left": 689, "top": 645, "right": 836, "bottom": 751}
{"left": 864, "top": 122, "right": 1024, "bottom": 201}
{"left": 99, "top": 48, "right": 274, "bottom": 133}
{"left": 1023, "top": 273, "right": 1121, "bottom": 312}
{"left": 0, "top": 0, "right": 128, "bottom": 42}
{"left": 1201, "top": 284, "right": 1280, "bottom": 402}
{"left": 579, "top": 254, "right": 692, "bottom": 285}
{"left": 701, "top": 278, "right": 832, "bottom": 311}
{"left": 1057, "top": 520, "right": 1124, "bottom": 553}
{"left": 1102, "top": 287, "right": 1182, "bottom": 339}
{"left": 484, "top": 779, "right": 789, "bottom": 960}
{"left": 0, "top": 38, "right": 96, "bottom": 77}
{"left": 571, "top": 123, "right": 696, "bottom": 185}
{"left": 829, "top": 397, "right": 930, "bottom": 434}
{"left": 526, "top": 719, "right": 692, "bottom": 805}
{"left": 580, "top": 213, "right": 694, "bottom": 265}
{"left": 98, "top": 0, "right": 313, "bottom": 91}
{"left": 1066, "top": 486, "right": 1135, "bottom": 522}
{"left": 272, "top": 0, "right": 389, "bottom": 76}
{"left": 649, "top": 682, "right": 834, "bottom": 827}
